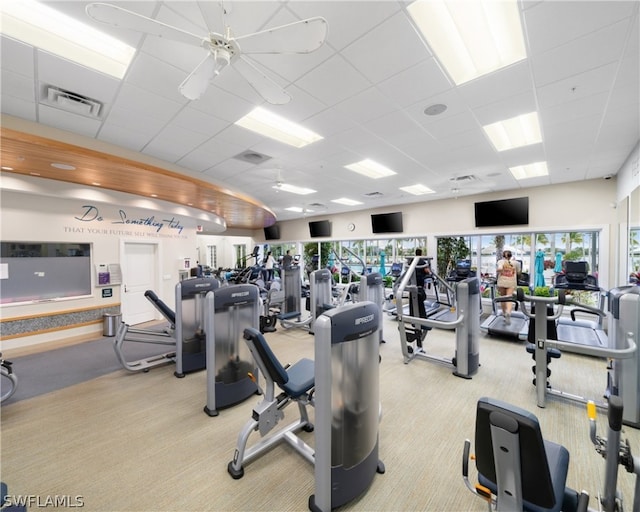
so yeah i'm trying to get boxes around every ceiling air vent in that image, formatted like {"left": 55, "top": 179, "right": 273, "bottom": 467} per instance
{"left": 43, "top": 85, "right": 103, "bottom": 118}
{"left": 449, "top": 175, "right": 477, "bottom": 182}
{"left": 233, "top": 150, "right": 272, "bottom": 164}
{"left": 364, "top": 191, "right": 384, "bottom": 198}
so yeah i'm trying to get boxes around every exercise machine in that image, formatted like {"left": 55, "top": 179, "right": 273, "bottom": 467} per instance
{"left": 588, "top": 396, "right": 640, "bottom": 511}
{"left": 278, "top": 266, "right": 332, "bottom": 332}
{"left": 554, "top": 261, "right": 608, "bottom": 348}
{"left": 480, "top": 275, "right": 530, "bottom": 341}
{"left": 515, "top": 288, "right": 638, "bottom": 416}
{"left": 382, "top": 261, "right": 403, "bottom": 315}
{"left": 396, "top": 255, "right": 480, "bottom": 379}
{"left": 0, "top": 354, "right": 18, "bottom": 404}
{"left": 228, "top": 301, "right": 384, "bottom": 511}
{"left": 203, "top": 283, "right": 260, "bottom": 417}
{"left": 113, "top": 289, "right": 177, "bottom": 372}
{"left": 310, "top": 301, "right": 385, "bottom": 511}
{"left": 114, "top": 277, "right": 219, "bottom": 375}
{"left": 174, "top": 277, "right": 220, "bottom": 377}
{"left": 462, "top": 396, "right": 590, "bottom": 511}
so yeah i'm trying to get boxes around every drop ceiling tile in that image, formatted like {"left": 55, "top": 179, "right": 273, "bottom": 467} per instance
{"left": 340, "top": 11, "right": 430, "bottom": 84}
{"left": 523, "top": 1, "right": 635, "bottom": 56}
{"left": 1, "top": 71, "right": 35, "bottom": 103}
{"left": 111, "top": 83, "right": 184, "bottom": 125}
{"left": 458, "top": 60, "right": 532, "bottom": 109}
{"left": 38, "top": 104, "right": 101, "bottom": 137}
{"left": 376, "top": 58, "right": 451, "bottom": 109}
{"left": 188, "top": 84, "right": 255, "bottom": 123}
{"left": 295, "top": 54, "right": 370, "bottom": 106}
{"left": 536, "top": 63, "right": 618, "bottom": 110}
{"left": 1, "top": 36, "right": 34, "bottom": 77}
{"left": 472, "top": 91, "right": 538, "bottom": 127}
{"left": 1, "top": 96, "right": 36, "bottom": 121}
{"left": 287, "top": 1, "right": 402, "bottom": 52}
{"left": 142, "top": 125, "right": 211, "bottom": 162}
{"left": 171, "top": 107, "right": 228, "bottom": 136}
{"left": 124, "top": 52, "right": 191, "bottom": 104}
{"left": 98, "top": 123, "right": 155, "bottom": 152}
{"left": 531, "top": 19, "right": 630, "bottom": 87}
{"left": 333, "top": 86, "right": 398, "bottom": 125}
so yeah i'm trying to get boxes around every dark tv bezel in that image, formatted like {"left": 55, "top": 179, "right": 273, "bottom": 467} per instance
{"left": 474, "top": 197, "right": 529, "bottom": 228}
{"left": 371, "top": 212, "right": 404, "bottom": 234}
{"left": 263, "top": 224, "right": 280, "bottom": 240}
{"left": 309, "top": 220, "right": 332, "bottom": 238}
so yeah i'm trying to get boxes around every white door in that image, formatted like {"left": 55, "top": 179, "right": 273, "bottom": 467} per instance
{"left": 121, "top": 241, "right": 159, "bottom": 325}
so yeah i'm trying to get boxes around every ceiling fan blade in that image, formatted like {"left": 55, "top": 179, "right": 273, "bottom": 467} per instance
{"left": 234, "top": 17, "right": 328, "bottom": 54}
{"left": 179, "top": 53, "right": 222, "bottom": 101}
{"left": 233, "top": 55, "right": 291, "bottom": 105}
{"left": 196, "top": 1, "right": 228, "bottom": 35}
{"left": 86, "top": 3, "right": 206, "bottom": 48}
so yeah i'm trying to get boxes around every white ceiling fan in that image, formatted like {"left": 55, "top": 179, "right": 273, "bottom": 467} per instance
{"left": 85, "top": 2, "right": 328, "bottom": 104}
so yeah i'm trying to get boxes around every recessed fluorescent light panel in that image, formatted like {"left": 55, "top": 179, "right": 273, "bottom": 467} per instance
{"left": 331, "top": 198, "right": 363, "bottom": 206}
{"left": 407, "top": 0, "right": 526, "bottom": 85}
{"left": 0, "top": 0, "right": 135, "bottom": 79}
{"left": 509, "top": 161, "right": 548, "bottom": 180}
{"left": 345, "top": 159, "right": 396, "bottom": 179}
{"left": 235, "top": 107, "right": 323, "bottom": 148}
{"left": 273, "top": 183, "right": 316, "bottom": 195}
{"left": 285, "top": 206, "right": 314, "bottom": 213}
{"left": 483, "top": 112, "right": 542, "bottom": 152}
{"left": 399, "top": 184, "right": 435, "bottom": 195}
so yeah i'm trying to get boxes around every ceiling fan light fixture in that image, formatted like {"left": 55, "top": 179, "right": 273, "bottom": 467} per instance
{"left": 235, "top": 107, "right": 323, "bottom": 148}
{"left": 1, "top": 0, "right": 135, "bottom": 79}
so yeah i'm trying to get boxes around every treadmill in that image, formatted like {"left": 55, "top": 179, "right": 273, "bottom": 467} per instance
{"left": 430, "top": 259, "right": 477, "bottom": 323}
{"left": 554, "top": 261, "right": 608, "bottom": 348}
{"left": 480, "top": 270, "right": 530, "bottom": 341}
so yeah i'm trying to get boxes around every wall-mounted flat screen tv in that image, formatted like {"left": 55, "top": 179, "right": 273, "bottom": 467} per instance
{"left": 371, "top": 212, "right": 403, "bottom": 233}
{"left": 263, "top": 224, "right": 280, "bottom": 240}
{"left": 309, "top": 220, "right": 331, "bottom": 238}
{"left": 474, "top": 197, "right": 529, "bottom": 228}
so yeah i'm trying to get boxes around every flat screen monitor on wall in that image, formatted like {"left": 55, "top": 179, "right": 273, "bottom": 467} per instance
{"left": 474, "top": 197, "right": 529, "bottom": 228}
{"left": 371, "top": 212, "right": 403, "bottom": 233}
{"left": 263, "top": 224, "right": 280, "bottom": 240}
{"left": 309, "top": 220, "right": 332, "bottom": 238}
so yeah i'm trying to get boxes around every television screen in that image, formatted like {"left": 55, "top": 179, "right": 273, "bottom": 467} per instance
{"left": 263, "top": 224, "right": 280, "bottom": 240}
{"left": 371, "top": 212, "right": 403, "bottom": 233}
{"left": 309, "top": 220, "right": 331, "bottom": 238}
{"left": 474, "top": 197, "right": 529, "bottom": 228}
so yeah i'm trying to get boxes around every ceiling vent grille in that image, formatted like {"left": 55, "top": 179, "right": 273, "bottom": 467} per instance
{"left": 43, "top": 85, "right": 103, "bottom": 118}
{"left": 233, "top": 150, "right": 272, "bottom": 164}
{"left": 449, "top": 175, "right": 477, "bottom": 182}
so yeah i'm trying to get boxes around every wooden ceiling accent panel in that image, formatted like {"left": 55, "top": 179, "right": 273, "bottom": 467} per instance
{"left": 0, "top": 128, "right": 276, "bottom": 230}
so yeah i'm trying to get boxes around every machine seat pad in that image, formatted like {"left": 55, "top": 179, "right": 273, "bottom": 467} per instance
{"left": 478, "top": 439, "right": 569, "bottom": 512}
{"left": 526, "top": 343, "right": 561, "bottom": 358}
{"left": 282, "top": 358, "right": 315, "bottom": 398}
{"left": 278, "top": 311, "right": 301, "bottom": 320}
{"left": 144, "top": 290, "right": 176, "bottom": 325}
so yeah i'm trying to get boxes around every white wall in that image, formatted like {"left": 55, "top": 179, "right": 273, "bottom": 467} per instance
{"left": 0, "top": 177, "right": 227, "bottom": 349}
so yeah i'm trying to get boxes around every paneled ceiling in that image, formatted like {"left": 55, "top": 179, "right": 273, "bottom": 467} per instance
{"left": 1, "top": 1, "right": 638, "bottom": 230}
